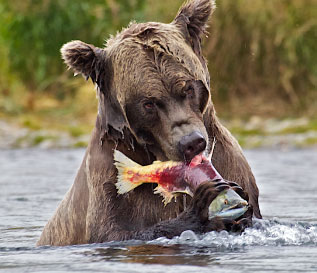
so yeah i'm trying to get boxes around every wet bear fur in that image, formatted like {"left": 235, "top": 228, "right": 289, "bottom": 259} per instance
{"left": 37, "top": 0, "right": 261, "bottom": 246}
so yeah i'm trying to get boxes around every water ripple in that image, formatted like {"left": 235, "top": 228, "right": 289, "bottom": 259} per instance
{"left": 149, "top": 219, "right": 317, "bottom": 248}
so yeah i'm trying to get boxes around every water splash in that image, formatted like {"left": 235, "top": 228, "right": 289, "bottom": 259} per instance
{"left": 149, "top": 219, "right": 317, "bottom": 248}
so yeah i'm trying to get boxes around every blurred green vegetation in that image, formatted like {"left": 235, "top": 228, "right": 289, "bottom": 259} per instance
{"left": 0, "top": 0, "right": 145, "bottom": 113}
{"left": 0, "top": 0, "right": 316, "bottom": 129}
{"left": 204, "top": 0, "right": 317, "bottom": 117}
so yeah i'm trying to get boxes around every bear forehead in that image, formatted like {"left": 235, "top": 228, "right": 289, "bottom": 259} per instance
{"left": 106, "top": 22, "right": 210, "bottom": 104}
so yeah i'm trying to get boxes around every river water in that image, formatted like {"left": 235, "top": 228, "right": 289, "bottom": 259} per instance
{"left": 0, "top": 148, "right": 316, "bottom": 272}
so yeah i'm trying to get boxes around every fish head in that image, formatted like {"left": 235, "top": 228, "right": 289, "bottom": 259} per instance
{"left": 208, "top": 189, "right": 248, "bottom": 220}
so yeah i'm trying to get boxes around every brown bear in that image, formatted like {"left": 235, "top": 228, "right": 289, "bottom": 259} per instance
{"left": 37, "top": 0, "right": 261, "bottom": 246}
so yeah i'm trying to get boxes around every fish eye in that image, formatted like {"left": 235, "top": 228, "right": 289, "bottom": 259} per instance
{"left": 224, "top": 199, "right": 228, "bottom": 205}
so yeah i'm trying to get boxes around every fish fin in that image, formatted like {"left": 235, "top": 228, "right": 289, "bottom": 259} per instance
{"left": 114, "top": 150, "right": 142, "bottom": 194}
{"left": 171, "top": 187, "right": 193, "bottom": 197}
{"left": 154, "top": 185, "right": 175, "bottom": 206}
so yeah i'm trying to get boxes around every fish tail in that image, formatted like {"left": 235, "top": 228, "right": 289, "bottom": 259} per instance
{"left": 114, "top": 150, "right": 142, "bottom": 194}
{"left": 113, "top": 150, "right": 140, "bottom": 168}
{"left": 115, "top": 179, "right": 142, "bottom": 195}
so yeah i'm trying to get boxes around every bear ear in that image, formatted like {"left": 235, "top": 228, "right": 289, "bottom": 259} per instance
{"left": 173, "top": 0, "right": 215, "bottom": 54}
{"left": 61, "top": 40, "right": 131, "bottom": 144}
{"left": 61, "top": 40, "right": 104, "bottom": 82}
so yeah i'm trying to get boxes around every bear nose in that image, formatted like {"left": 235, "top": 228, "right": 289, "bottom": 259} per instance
{"left": 178, "top": 131, "right": 206, "bottom": 162}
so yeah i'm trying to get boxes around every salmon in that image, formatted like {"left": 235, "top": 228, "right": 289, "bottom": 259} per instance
{"left": 114, "top": 150, "right": 223, "bottom": 205}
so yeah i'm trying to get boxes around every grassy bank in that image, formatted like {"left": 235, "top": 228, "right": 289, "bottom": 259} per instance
{"left": 1, "top": 87, "right": 317, "bottom": 149}
{"left": 2, "top": 116, "right": 317, "bottom": 149}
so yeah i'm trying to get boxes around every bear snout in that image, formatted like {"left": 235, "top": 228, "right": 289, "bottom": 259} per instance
{"left": 178, "top": 131, "right": 207, "bottom": 162}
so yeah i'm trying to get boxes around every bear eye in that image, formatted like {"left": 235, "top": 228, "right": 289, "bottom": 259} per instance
{"left": 143, "top": 101, "right": 155, "bottom": 110}
{"left": 186, "top": 88, "right": 194, "bottom": 98}
{"left": 180, "top": 88, "right": 194, "bottom": 99}
{"left": 182, "top": 85, "right": 195, "bottom": 99}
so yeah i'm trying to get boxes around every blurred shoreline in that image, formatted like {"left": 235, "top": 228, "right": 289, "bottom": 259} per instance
{"left": 1, "top": 117, "right": 316, "bottom": 150}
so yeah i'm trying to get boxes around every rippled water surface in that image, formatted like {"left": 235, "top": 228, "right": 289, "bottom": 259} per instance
{"left": 1, "top": 148, "right": 317, "bottom": 272}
